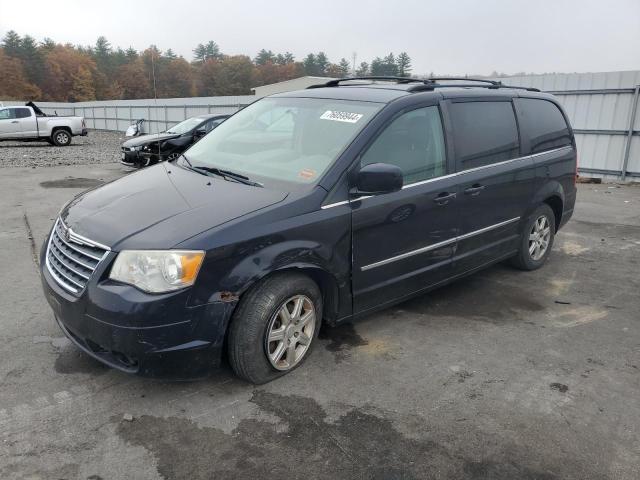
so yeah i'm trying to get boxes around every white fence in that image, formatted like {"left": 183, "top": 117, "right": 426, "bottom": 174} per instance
{"left": 2, "top": 96, "right": 257, "bottom": 134}
{"left": 4, "top": 70, "right": 640, "bottom": 181}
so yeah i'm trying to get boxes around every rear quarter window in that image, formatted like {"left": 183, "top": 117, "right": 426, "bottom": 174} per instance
{"left": 15, "top": 108, "right": 31, "bottom": 118}
{"left": 518, "top": 98, "right": 572, "bottom": 154}
{"left": 449, "top": 101, "right": 520, "bottom": 170}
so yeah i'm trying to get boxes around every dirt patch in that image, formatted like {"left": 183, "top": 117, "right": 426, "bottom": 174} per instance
{"left": 319, "top": 322, "right": 368, "bottom": 363}
{"left": 116, "top": 390, "right": 566, "bottom": 480}
{"left": 40, "top": 177, "right": 104, "bottom": 188}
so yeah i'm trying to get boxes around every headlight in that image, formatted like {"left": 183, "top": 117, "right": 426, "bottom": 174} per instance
{"left": 132, "top": 145, "right": 143, "bottom": 151}
{"left": 109, "top": 250, "right": 205, "bottom": 293}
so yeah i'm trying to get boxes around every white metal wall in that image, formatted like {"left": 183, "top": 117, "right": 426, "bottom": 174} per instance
{"left": 488, "top": 71, "right": 640, "bottom": 181}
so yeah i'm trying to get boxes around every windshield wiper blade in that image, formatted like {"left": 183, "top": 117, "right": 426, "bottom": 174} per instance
{"left": 191, "top": 165, "right": 263, "bottom": 187}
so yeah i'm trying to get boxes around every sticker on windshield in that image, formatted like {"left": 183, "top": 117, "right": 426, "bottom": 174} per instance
{"left": 298, "top": 168, "right": 317, "bottom": 180}
{"left": 320, "top": 110, "right": 363, "bottom": 123}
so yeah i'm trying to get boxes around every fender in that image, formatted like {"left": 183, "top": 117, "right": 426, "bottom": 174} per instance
{"left": 524, "top": 179, "right": 565, "bottom": 229}
{"left": 192, "top": 238, "right": 352, "bottom": 325}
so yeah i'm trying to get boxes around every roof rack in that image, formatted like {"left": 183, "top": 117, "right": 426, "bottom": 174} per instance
{"left": 306, "top": 76, "right": 431, "bottom": 89}
{"left": 306, "top": 76, "right": 540, "bottom": 92}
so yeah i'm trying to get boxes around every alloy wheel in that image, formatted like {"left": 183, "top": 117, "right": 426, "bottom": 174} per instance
{"left": 265, "top": 295, "right": 316, "bottom": 371}
{"left": 529, "top": 215, "right": 551, "bottom": 261}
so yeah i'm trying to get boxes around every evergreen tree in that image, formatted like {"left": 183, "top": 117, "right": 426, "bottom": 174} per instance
{"left": 164, "top": 49, "right": 177, "bottom": 59}
{"left": 2, "top": 30, "right": 22, "bottom": 57}
{"left": 355, "top": 61, "right": 370, "bottom": 76}
{"left": 396, "top": 52, "right": 412, "bottom": 77}
{"left": 338, "top": 58, "right": 351, "bottom": 76}
{"left": 302, "top": 53, "right": 317, "bottom": 75}
{"left": 125, "top": 47, "right": 138, "bottom": 60}
{"left": 254, "top": 49, "right": 275, "bottom": 65}
{"left": 315, "top": 52, "right": 328, "bottom": 75}
{"left": 193, "top": 43, "right": 207, "bottom": 63}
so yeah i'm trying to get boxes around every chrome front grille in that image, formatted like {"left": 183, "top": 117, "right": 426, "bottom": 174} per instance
{"left": 45, "top": 219, "right": 110, "bottom": 294}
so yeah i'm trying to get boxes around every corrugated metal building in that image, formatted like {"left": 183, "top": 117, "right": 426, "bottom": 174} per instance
{"left": 488, "top": 71, "right": 640, "bottom": 181}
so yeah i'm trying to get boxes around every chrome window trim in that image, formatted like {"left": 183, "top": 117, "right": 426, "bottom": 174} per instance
{"left": 321, "top": 146, "right": 573, "bottom": 209}
{"left": 360, "top": 216, "right": 520, "bottom": 271}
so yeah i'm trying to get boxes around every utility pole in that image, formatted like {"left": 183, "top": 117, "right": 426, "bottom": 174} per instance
{"left": 352, "top": 52, "right": 357, "bottom": 75}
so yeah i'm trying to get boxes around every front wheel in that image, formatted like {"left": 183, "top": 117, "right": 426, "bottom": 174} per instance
{"left": 51, "top": 129, "right": 71, "bottom": 146}
{"left": 510, "top": 204, "right": 556, "bottom": 270}
{"left": 227, "top": 272, "right": 322, "bottom": 384}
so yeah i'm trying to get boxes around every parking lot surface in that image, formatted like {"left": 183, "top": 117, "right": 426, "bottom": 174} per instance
{"left": 0, "top": 139, "right": 639, "bottom": 479}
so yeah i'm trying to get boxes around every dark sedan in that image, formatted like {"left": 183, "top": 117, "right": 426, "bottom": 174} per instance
{"left": 120, "top": 114, "right": 229, "bottom": 168}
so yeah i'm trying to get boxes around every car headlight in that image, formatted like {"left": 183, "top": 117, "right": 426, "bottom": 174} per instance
{"left": 132, "top": 145, "right": 143, "bottom": 151}
{"left": 109, "top": 250, "right": 205, "bottom": 293}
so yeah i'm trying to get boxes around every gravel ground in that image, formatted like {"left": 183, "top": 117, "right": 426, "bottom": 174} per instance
{"left": 0, "top": 130, "right": 123, "bottom": 167}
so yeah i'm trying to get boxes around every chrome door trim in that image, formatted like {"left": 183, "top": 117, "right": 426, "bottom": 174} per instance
{"left": 360, "top": 216, "right": 520, "bottom": 271}
{"left": 320, "top": 146, "right": 573, "bottom": 209}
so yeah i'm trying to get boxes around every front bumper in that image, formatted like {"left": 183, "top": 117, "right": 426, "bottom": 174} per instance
{"left": 40, "top": 242, "right": 235, "bottom": 379}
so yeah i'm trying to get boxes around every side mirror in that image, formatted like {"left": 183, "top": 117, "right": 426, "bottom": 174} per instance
{"left": 355, "top": 163, "right": 403, "bottom": 195}
{"left": 194, "top": 128, "right": 206, "bottom": 138}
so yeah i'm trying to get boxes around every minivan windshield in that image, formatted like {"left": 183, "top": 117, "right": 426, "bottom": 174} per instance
{"left": 166, "top": 117, "right": 204, "bottom": 135}
{"left": 184, "top": 97, "right": 383, "bottom": 186}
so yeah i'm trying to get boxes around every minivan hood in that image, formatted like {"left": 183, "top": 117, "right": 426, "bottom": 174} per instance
{"left": 61, "top": 163, "right": 288, "bottom": 250}
{"left": 121, "top": 132, "right": 180, "bottom": 148}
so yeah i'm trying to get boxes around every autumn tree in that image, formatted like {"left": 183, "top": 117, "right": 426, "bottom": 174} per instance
{"left": 0, "top": 49, "right": 41, "bottom": 99}
{"left": 70, "top": 65, "right": 96, "bottom": 101}
{"left": 42, "top": 45, "right": 97, "bottom": 101}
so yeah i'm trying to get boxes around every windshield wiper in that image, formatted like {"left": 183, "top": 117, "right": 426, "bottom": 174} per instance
{"left": 177, "top": 154, "right": 263, "bottom": 187}
{"left": 195, "top": 166, "right": 263, "bottom": 187}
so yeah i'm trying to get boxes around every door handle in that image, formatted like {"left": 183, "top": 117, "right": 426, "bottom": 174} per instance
{"left": 464, "top": 184, "right": 486, "bottom": 196}
{"left": 11, "top": 120, "right": 19, "bottom": 124}
{"left": 433, "top": 192, "right": 456, "bottom": 205}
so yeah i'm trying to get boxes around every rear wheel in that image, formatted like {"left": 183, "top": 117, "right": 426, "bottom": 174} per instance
{"left": 51, "top": 129, "right": 71, "bottom": 146}
{"left": 227, "top": 272, "right": 322, "bottom": 384}
{"left": 510, "top": 204, "right": 556, "bottom": 270}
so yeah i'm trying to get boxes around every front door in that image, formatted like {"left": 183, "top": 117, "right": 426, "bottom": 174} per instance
{"left": 0, "top": 108, "right": 22, "bottom": 138}
{"left": 352, "top": 104, "right": 459, "bottom": 313}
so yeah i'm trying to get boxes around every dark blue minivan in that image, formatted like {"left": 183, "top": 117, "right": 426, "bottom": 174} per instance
{"left": 41, "top": 77, "right": 577, "bottom": 383}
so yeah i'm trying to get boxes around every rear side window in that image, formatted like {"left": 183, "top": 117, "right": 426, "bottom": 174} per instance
{"left": 15, "top": 108, "right": 31, "bottom": 118}
{"left": 449, "top": 101, "right": 520, "bottom": 170}
{"left": 519, "top": 98, "right": 572, "bottom": 153}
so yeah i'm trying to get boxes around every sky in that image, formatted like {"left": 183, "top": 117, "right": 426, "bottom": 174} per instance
{"left": 1, "top": 0, "right": 639, "bottom": 76}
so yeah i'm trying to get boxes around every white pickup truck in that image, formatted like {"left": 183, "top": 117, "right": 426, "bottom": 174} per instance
{"left": 0, "top": 102, "right": 87, "bottom": 146}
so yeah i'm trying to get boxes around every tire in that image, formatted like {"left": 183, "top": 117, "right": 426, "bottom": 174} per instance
{"left": 510, "top": 204, "right": 556, "bottom": 271}
{"left": 51, "top": 129, "right": 72, "bottom": 146}
{"left": 228, "top": 272, "right": 322, "bottom": 384}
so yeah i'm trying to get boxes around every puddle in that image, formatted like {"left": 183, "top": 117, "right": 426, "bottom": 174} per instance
{"left": 40, "top": 178, "right": 104, "bottom": 188}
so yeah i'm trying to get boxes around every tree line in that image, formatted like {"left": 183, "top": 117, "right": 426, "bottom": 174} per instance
{"left": 0, "top": 31, "right": 413, "bottom": 102}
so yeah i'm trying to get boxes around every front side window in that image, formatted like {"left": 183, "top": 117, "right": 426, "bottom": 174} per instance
{"left": 185, "top": 97, "right": 383, "bottom": 186}
{"left": 360, "top": 106, "right": 446, "bottom": 184}
{"left": 0, "top": 108, "right": 15, "bottom": 120}
{"left": 449, "top": 101, "right": 520, "bottom": 170}
{"left": 519, "top": 98, "right": 572, "bottom": 153}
